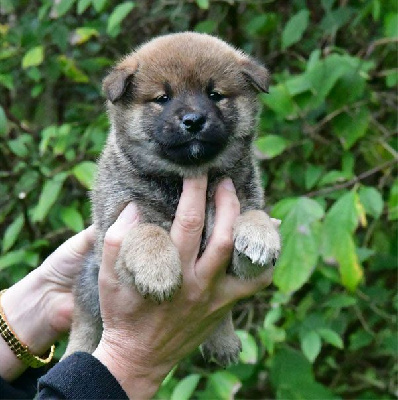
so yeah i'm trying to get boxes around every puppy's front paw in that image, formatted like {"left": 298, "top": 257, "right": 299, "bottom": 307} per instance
{"left": 116, "top": 224, "right": 182, "bottom": 302}
{"left": 232, "top": 210, "right": 280, "bottom": 279}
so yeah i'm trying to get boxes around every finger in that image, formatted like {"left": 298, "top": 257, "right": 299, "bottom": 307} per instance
{"left": 221, "top": 266, "right": 274, "bottom": 303}
{"left": 170, "top": 176, "right": 207, "bottom": 268}
{"left": 100, "top": 203, "right": 139, "bottom": 281}
{"left": 196, "top": 178, "right": 240, "bottom": 282}
{"left": 62, "top": 225, "right": 96, "bottom": 258}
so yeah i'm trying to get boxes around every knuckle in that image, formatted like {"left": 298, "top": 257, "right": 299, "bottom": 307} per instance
{"left": 104, "top": 229, "right": 122, "bottom": 249}
{"left": 175, "top": 210, "right": 204, "bottom": 233}
{"left": 229, "top": 195, "right": 241, "bottom": 211}
{"left": 214, "top": 233, "right": 234, "bottom": 254}
{"left": 97, "top": 270, "right": 108, "bottom": 288}
{"left": 218, "top": 192, "right": 240, "bottom": 213}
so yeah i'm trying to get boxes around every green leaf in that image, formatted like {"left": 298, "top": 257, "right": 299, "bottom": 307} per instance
{"left": 32, "top": 172, "right": 68, "bottom": 222}
{"left": 54, "top": 0, "right": 76, "bottom": 17}
{"left": 39, "top": 125, "right": 58, "bottom": 154}
{"left": 388, "top": 179, "right": 398, "bottom": 220}
{"left": 92, "top": 0, "right": 107, "bottom": 12}
{"left": 57, "top": 55, "right": 89, "bottom": 83}
{"left": 349, "top": 330, "right": 373, "bottom": 351}
{"left": 107, "top": 2, "right": 135, "bottom": 37}
{"left": 0, "top": 105, "right": 8, "bottom": 136}
{"left": 2, "top": 214, "right": 24, "bottom": 253}
{"left": 77, "top": 0, "right": 92, "bottom": 14}
{"left": 332, "top": 107, "right": 370, "bottom": 150}
{"left": 323, "top": 294, "right": 357, "bottom": 308}
{"left": 0, "top": 249, "right": 38, "bottom": 270}
{"left": 245, "top": 13, "right": 278, "bottom": 37}
{"left": 260, "top": 84, "right": 296, "bottom": 119}
{"left": 269, "top": 346, "right": 336, "bottom": 399}
{"left": 22, "top": 46, "right": 44, "bottom": 69}
{"left": 259, "top": 325, "right": 286, "bottom": 355}
{"left": 31, "top": 84, "right": 44, "bottom": 98}
{"left": 385, "top": 69, "right": 398, "bottom": 88}
{"left": 194, "top": 20, "right": 217, "bottom": 34}
{"left": 72, "top": 27, "right": 99, "bottom": 45}
{"left": 256, "top": 135, "right": 288, "bottom": 159}
{"left": 282, "top": 9, "right": 309, "bottom": 49}
{"left": 60, "top": 207, "right": 84, "bottom": 232}
{"left": 301, "top": 330, "right": 321, "bottom": 362}
{"left": 305, "top": 164, "right": 323, "bottom": 190}
{"left": 328, "top": 71, "right": 366, "bottom": 110}
{"left": 305, "top": 54, "right": 361, "bottom": 108}
{"left": 73, "top": 161, "right": 97, "bottom": 189}
{"left": 270, "top": 346, "right": 313, "bottom": 387}
{"left": 384, "top": 13, "right": 398, "bottom": 38}
{"left": 236, "top": 330, "right": 258, "bottom": 364}
{"left": 321, "top": 191, "right": 364, "bottom": 291}
{"left": 207, "top": 371, "right": 241, "bottom": 400}
{"left": 271, "top": 198, "right": 298, "bottom": 220}
{"left": 0, "top": 48, "right": 18, "bottom": 61}
{"left": 273, "top": 197, "right": 324, "bottom": 293}
{"left": 317, "top": 328, "right": 344, "bottom": 349}
{"left": 320, "top": 7, "right": 354, "bottom": 34}
{"left": 170, "top": 374, "right": 201, "bottom": 400}
{"left": 264, "top": 306, "right": 282, "bottom": 328}
{"left": 195, "top": 0, "right": 209, "bottom": 9}
{"left": 359, "top": 186, "right": 383, "bottom": 219}
{"left": 8, "top": 137, "right": 29, "bottom": 158}
{"left": 0, "top": 73, "right": 14, "bottom": 90}
{"left": 318, "top": 170, "right": 351, "bottom": 187}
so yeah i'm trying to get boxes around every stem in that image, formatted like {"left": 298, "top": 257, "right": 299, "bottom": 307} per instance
{"left": 306, "top": 159, "right": 397, "bottom": 197}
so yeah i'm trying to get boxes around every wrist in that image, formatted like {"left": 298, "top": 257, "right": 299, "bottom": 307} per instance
{"left": 0, "top": 270, "right": 59, "bottom": 381}
{"left": 93, "top": 337, "right": 170, "bottom": 399}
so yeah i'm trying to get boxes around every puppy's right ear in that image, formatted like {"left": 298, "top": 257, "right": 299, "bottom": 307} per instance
{"left": 102, "top": 59, "right": 138, "bottom": 103}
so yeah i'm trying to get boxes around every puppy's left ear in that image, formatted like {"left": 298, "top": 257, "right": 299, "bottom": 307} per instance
{"left": 241, "top": 58, "right": 270, "bottom": 94}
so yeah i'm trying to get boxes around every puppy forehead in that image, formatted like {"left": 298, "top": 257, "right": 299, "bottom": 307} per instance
{"left": 125, "top": 33, "right": 247, "bottom": 92}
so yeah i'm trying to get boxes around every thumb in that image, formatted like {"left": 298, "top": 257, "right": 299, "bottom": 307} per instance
{"left": 101, "top": 203, "right": 140, "bottom": 279}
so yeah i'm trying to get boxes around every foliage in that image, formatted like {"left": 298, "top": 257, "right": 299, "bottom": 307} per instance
{"left": 0, "top": 0, "right": 396, "bottom": 398}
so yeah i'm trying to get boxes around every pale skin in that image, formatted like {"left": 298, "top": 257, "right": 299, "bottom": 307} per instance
{"left": 0, "top": 177, "right": 277, "bottom": 398}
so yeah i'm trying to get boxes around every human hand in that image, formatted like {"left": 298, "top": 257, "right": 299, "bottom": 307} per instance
{"left": 93, "top": 177, "right": 273, "bottom": 399}
{"left": 0, "top": 226, "right": 95, "bottom": 381}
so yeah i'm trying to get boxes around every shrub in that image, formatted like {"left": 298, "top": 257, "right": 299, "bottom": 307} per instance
{"left": 1, "top": 1, "right": 396, "bottom": 398}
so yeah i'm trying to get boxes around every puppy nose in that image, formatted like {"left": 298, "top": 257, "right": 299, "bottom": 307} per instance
{"left": 181, "top": 113, "right": 206, "bottom": 133}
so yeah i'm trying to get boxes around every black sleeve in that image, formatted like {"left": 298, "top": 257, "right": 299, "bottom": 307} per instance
{"left": 0, "top": 367, "right": 45, "bottom": 399}
{"left": 37, "top": 352, "right": 128, "bottom": 400}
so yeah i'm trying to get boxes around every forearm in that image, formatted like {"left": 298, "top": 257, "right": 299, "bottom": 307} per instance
{"left": 0, "top": 269, "right": 58, "bottom": 381}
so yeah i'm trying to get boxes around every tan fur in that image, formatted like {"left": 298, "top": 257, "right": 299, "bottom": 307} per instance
{"left": 116, "top": 224, "right": 182, "bottom": 302}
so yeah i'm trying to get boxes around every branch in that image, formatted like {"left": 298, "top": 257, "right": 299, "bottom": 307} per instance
{"left": 306, "top": 159, "right": 397, "bottom": 197}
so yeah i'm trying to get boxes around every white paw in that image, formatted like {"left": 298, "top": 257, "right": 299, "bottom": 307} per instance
{"left": 234, "top": 227, "right": 280, "bottom": 266}
{"left": 232, "top": 211, "right": 281, "bottom": 279}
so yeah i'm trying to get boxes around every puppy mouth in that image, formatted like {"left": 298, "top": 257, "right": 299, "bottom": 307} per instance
{"left": 159, "top": 137, "right": 226, "bottom": 166}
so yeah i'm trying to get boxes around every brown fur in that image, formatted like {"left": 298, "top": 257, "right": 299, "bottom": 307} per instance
{"left": 64, "top": 32, "right": 280, "bottom": 366}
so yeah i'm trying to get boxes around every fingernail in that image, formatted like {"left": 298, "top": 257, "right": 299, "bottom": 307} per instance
{"left": 221, "top": 178, "right": 236, "bottom": 193}
{"left": 117, "top": 203, "right": 139, "bottom": 224}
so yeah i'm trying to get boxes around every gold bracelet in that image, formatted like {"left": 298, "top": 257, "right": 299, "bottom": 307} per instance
{"left": 0, "top": 289, "right": 55, "bottom": 368}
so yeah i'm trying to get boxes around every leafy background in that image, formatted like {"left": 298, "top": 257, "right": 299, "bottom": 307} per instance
{"left": 0, "top": 0, "right": 396, "bottom": 398}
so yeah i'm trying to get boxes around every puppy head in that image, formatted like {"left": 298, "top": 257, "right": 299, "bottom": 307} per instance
{"left": 103, "top": 32, "right": 270, "bottom": 174}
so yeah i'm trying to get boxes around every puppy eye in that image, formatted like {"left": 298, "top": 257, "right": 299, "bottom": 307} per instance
{"left": 153, "top": 94, "right": 171, "bottom": 104}
{"left": 208, "top": 91, "right": 225, "bottom": 102}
